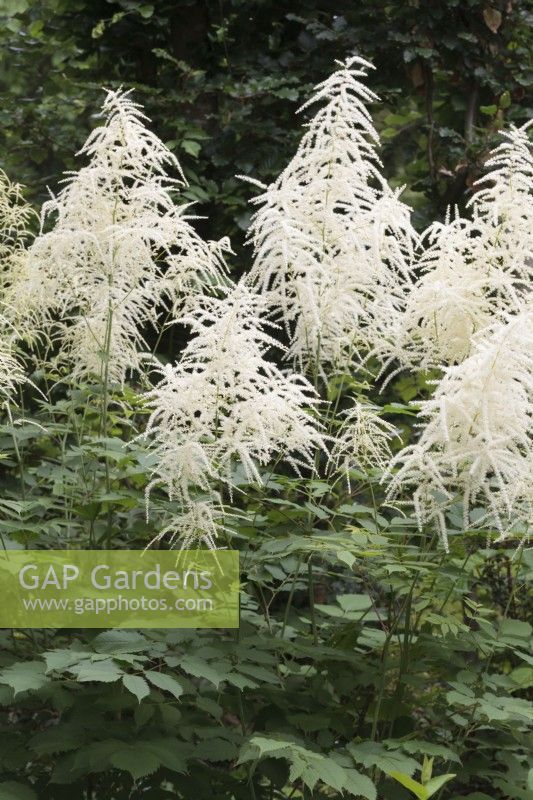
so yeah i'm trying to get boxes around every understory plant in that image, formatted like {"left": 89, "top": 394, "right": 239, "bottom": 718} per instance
{"left": 0, "top": 57, "right": 530, "bottom": 800}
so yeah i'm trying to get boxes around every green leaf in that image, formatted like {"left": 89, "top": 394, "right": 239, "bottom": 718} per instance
{"left": 194, "top": 738, "right": 238, "bottom": 762}
{"left": 144, "top": 738, "right": 189, "bottom": 773}
{"left": 388, "top": 771, "right": 428, "bottom": 800}
{"left": 181, "top": 140, "right": 201, "bottom": 158}
{"left": 337, "top": 594, "right": 372, "bottom": 613}
{"left": 239, "top": 737, "right": 375, "bottom": 798}
{"left": 43, "top": 649, "right": 92, "bottom": 673}
{"left": 424, "top": 774, "right": 456, "bottom": 798}
{"left": 138, "top": 4, "right": 154, "bottom": 17}
{"left": 4, "top": 0, "right": 29, "bottom": 13}
{"left": 91, "top": 19, "right": 105, "bottom": 38}
{"left": 0, "top": 661, "right": 49, "bottom": 695}
{"left": 388, "top": 771, "right": 456, "bottom": 800}
{"left": 29, "top": 724, "right": 83, "bottom": 756}
{"left": 180, "top": 655, "right": 229, "bottom": 687}
{"left": 123, "top": 674, "right": 150, "bottom": 703}
{"left": 110, "top": 746, "right": 160, "bottom": 780}
{"left": 110, "top": 739, "right": 190, "bottom": 779}
{"left": 499, "top": 90, "right": 512, "bottom": 109}
{"left": 70, "top": 658, "right": 123, "bottom": 683}
{"left": 348, "top": 741, "right": 418, "bottom": 776}
{"left": 386, "top": 740, "right": 460, "bottom": 764}
{"left": 92, "top": 630, "right": 149, "bottom": 654}
{"left": 145, "top": 670, "right": 183, "bottom": 699}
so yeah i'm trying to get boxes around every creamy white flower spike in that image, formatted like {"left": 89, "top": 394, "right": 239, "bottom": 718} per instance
{"left": 0, "top": 170, "right": 34, "bottom": 263}
{"left": 386, "top": 308, "right": 533, "bottom": 549}
{"left": 243, "top": 57, "right": 416, "bottom": 375}
{"left": 149, "top": 501, "right": 228, "bottom": 551}
{"left": 0, "top": 333, "right": 26, "bottom": 401}
{"left": 378, "top": 123, "right": 532, "bottom": 373}
{"left": 8, "top": 88, "right": 228, "bottom": 384}
{"left": 330, "top": 400, "right": 396, "bottom": 486}
{"left": 0, "top": 171, "right": 33, "bottom": 396}
{"left": 144, "top": 282, "right": 325, "bottom": 540}
{"left": 474, "top": 121, "right": 533, "bottom": 285}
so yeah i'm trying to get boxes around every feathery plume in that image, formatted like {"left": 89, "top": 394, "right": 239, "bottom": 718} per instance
{"left": 145, "top": 281, "right": 325, "bottom": 497}
{"left": 330, "top": 400, "right": 396, "bottom": 485}
{"left": 0, "top": 171, "right": 33, "bottom": 396}
{"left": 144, "top": 282, "right": 325, "bottom": 546}
{"left": 244, "top": 57, "right": 416, "bottom": 375}
{"left": 377, "top": 123, "right": 532, "bottom": 373}
{"left": 6, "top": 88, "right": 228, "bottom": 383}
{"left": 386, "top": 308, "right": 533, "bottom": 549}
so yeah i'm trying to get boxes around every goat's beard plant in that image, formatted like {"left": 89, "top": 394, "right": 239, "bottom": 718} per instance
{"left": 386, "top": 308, "right": 533, "bottom": 550}
{"left": 143, "top": 282, "right": 326, "bottom": 547}
{"left": 376, "top": 122, "right": 533, "bottom": 374}
{"left": 243, "top": 56, "right": 417, "bottom": 377}
{"left": 0, "top": 171, "right": 34, "bottom": 399}
{"left": 382, "top": 123, "right": 533, "bottom": 547}
{"left": 0, "top": 59, "right": 530, "bottom": 556}
{"left": 4, "top": 89, "right": 229, "bottom": 387}
{"left": 0, "top": 58, "right": 532, "bottom": 800}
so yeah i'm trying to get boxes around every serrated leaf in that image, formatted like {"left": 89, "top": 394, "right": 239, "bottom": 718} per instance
{"left": 386, "top": 740, "right": 460, "bottom": 764}
{"left": 92, "top": 630, "right": 149, "bottom": 654}
{"left": 43, "top": 649, "right": 91, "bottom": 674}
{"left": 144, "top": 738, "right": 189, "bottom": 773}
{"left": 29, "top": 724, "right": 84, "bottom": 756}
{"left": 239, "top": 737, "right": 375, "bottom": 798}
{"left": 123, "top": 674, "right": 150, "bottom": 703}
{"left": 180, "top": 655, "right": 228, "bottom": 687}
{"left": 348, "top": 741, "right": 418, "bottom": 776}
{"left": 145, "top": 670, "right": 183, "bottom": 699}
{"left": 70, "top": 658, "right": 123, "bottom": 683}
{"left": 0, "top": 661, "right": 49, "bottom": 695}
{"left": 194, "top": 737, "right": 238, "bottom": 762}
{"left": 110, "top": 746, "right": 160, "bottom": 780}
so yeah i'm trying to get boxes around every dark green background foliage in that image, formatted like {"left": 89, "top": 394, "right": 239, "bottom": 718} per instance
{"left": 1, "top": 0, "right": 532, "bottom": 245}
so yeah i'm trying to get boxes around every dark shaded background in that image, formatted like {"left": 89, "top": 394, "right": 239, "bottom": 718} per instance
{"left": 1, "top": 0, "right": 531, "bottom": 254}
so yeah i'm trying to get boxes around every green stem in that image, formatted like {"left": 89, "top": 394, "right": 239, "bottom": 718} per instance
{"left": 6, "top": 403, "right": 25, "bottom": 501}
{"left": 308, "top": 557, "right": 318, "bottom": 645}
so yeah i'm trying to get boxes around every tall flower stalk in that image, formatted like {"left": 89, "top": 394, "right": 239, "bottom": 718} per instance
{"left": 376, "top": 123, "right": 532, "bottom": 373}
{"left": 5, "top": 89, "right": 228, "bottom": 386}
{"left": 144, "top": 282, "right": 325, "bottom": 547}
{"left": 243, "top": 57, "right": 416, "bottom": 376}
{"left": 386, "top": 309, "right": 533, "bottom": 549}
{"left": 0, "top": 171, "right": 34, "bottom": 399}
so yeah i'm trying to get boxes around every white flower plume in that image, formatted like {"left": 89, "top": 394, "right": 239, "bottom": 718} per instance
{"left": 243, "top": 56, "right": 416, "bottom": 375}
{"left": 0, "top": 338, "right": 27, "bottom": 401}
{"left": 377, "top": 123, "right": 532, "bottom": 373}
{"left": 330, "top": 400, "right": 396, "bottom": 483}
{"left": 0, "top": 171, "right": 33, "bottom": 397}
{"left": 149, "top": 501, "right": 229, "bottom": 551}
{"left": 474, "top": 121, "right": 533, "bottom": 285}
{"left": 6, "top": 88, "right": 228, "bottom": 384}
{"left": 386, "top": 308, "right": 533, "bottom": 549}
{"left": 144, "top": 282, "right": 325, "bottom": 524}
{"left": 0, "top": 170, "right": 34, "bottom": 263}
